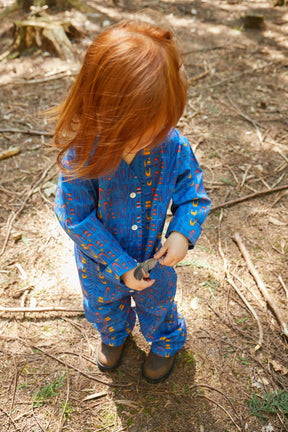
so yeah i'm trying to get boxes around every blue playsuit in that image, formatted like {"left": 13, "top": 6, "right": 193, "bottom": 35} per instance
{"left": 54, "top": 129, "right": 211, "bottom": 357}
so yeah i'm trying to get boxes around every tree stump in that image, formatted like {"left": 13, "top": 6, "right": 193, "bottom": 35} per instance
{"left": 1, "top": 0, "right": 94, "bottom": 17}
{"left": 274, "top": 0, "right": 286, "bottom": 6}
{"left": 2, "top": 16, "right": 83, "bottom": 60}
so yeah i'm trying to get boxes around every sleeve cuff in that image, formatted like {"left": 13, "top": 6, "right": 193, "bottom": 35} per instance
{"left": 166, "top": 216, "right": 202, "bottom": 248}
{"left": 102, "top": 252, "right": 138, "bottom": 282}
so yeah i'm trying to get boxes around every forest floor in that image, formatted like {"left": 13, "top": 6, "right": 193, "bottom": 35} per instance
{"left": 0, "top": 0, "right": 288, "bottom": 431}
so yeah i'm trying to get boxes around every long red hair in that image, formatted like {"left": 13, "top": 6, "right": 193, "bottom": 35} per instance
{"left": 49, "top": 20, "right": 187, "bottom": 179}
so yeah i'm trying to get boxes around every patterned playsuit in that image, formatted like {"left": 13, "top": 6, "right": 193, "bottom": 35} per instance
{"left": 54, "top": 129, "right": 211, "bottom": 357}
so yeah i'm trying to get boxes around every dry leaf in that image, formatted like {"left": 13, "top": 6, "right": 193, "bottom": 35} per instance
{"left": 114, "top": 399, "right": 139, "bottom": 408}
{"left": 269, "top": 216, "right": 286, "bottom": 226}
{"left": 270, "top": 359, "right": 288, "bottom": 375}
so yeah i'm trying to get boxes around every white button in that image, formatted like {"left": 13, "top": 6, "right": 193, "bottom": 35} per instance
{"left": 131, "top": 224, "right": 138, "bottom": 231}
{"left": 130, "top": 192, "right": 136, "bottom": 198}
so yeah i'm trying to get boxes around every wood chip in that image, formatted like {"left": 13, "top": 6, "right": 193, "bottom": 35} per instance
{"left": 0, "top": 146, "right": 21, "bottom": 161}
{"left": 82, "top": 391, "right": 108, "bottom": 401}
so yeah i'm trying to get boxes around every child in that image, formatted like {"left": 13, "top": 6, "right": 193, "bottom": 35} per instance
{"left": 51, "top": 20, "right": 211, "bottom": 383}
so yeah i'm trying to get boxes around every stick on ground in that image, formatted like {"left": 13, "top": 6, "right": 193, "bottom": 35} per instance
{"left": 210, "top": 184, "right": 288, "bottom": 212}
{"left": 0, "top": 306, "right": 84, "bottom": 314}
{"left": 232, "top": 232, "right": 288, "bottom": 338}
{"left": 29, "top": 345, "right": 132, "bottom": 388}
{"left": 0, "top": 128, "right": 53, "bottom": 136}
{"left": 218, "top": 214, "right": 263, "bottom": 350}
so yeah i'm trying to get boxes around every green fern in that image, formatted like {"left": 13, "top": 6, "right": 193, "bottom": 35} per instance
{"left": 249, "top": 390, "right": 288, "bottom": 420}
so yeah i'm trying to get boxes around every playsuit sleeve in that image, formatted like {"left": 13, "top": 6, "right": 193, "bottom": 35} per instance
{"left": 54, "top": 161, "right": 137, "bottom": 283}
{"left": 166, "top": 133, "right": 211, "bottom": 248}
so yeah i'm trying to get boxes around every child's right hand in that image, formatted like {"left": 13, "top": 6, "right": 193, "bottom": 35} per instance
{"left": 121, "top": 268, "right": 155, "bottom": 291}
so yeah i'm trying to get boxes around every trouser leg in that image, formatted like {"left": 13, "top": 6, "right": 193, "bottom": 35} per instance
{"left": 133, "top": 266, "right": 186, "bottom": 357}
{"left": 75, "top": 247, "right": 136, "bottom": 346}
{"left": 83, "top": 295, "right": 136, "bottom": 346}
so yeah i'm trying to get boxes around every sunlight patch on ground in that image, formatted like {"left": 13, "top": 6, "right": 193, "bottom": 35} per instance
{"left": 50, "top": 227, "right": 82, "bottom": 295}
{"left": 29, "top": 213, "right": 83, "bottom": 306}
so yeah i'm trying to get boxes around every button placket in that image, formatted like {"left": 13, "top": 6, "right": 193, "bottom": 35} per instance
{"left": 130, "top": 185, "right": 138, "bottom": 231}
{"left": 129, "top": 168, "right": 143, "bottom": 257}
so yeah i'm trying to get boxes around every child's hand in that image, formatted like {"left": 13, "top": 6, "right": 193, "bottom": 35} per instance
{"left": 121, "top": 268, "right": 155, "bottom": 291}
{"left": 154, "top": 231, "right": 188, "bottom": 266}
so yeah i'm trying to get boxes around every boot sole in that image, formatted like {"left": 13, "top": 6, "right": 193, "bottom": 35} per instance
{"left": 96, "top": 356, "right": 122, "bottom": 372}
{"left": 142, "top": 356, "right": 176, "bottom": 384}
{"left": 96, "top": 344, "right": 125, "bottom": 372}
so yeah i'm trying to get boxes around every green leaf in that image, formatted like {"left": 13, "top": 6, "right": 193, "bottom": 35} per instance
{"left": 237, "top": 317, "right": 250, "bottom": 323}
{"left": 21, "top": 235, "right": 30, "bottom": 245}
{"left": 176, "top": 259, "right": 216, "bottom": 270}
{"left": 207, "top": 103, "right": 218, "bottom": 114}
{"left": 219, "top": 178, "right": 235, "bottom": 186}
{"left": 238, "top": 356, "right": 250, "bottom": 365}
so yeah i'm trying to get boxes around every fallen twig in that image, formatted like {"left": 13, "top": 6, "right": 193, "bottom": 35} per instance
{"left": 210, "top": 184, "right": 288, "bottom": 212}
{"left": 83, "top": 391, "right": 108, "bottom": 402}
{"left": 0, "top": 306, "right": 84, "bottom": 314}
{"left": 276, "top": 412, "right": 288, "bottom": 432}
{"left": 218, "top": 211, "right": 263, "bottom": 350}
{"left": 197, "top": 394, "right": 241, "bottom": 431}
{"left": 0, "top": 405, "right": 18, "bottom": 430}
{"left": 204, "top": 61, "right": 274, "bottom": 89}
{"left": 231, "top": 271, "right": 266, "bottom": 309}
{"left": 183, "top": 45, "right": 225, "bottom": 55}
{"left": 188, "top": 69, "right": 211, "bottom": 84}
{"left": 190, "top": 384, "right": 243, "bottom": 431}
{"left": 0, "top": 71, "right": 78, "bottom": 87}
{"left": 13, "top": 410, "right": 32, "bottom": 422}
{"left": 62, "top": 317, "right": 94, "bottom": 354}
{"left": 32, "top": 403, "right": 46, "bottom": 432}
{"left": 57, "top": 366, "right": 69, "bottom": 432}
{"left": 232, "top": 232, "right": 288, "bottom": 338}
{"left": 0, "top": 128, "right": 53, "bottom": 136}
{"left": 226, "top": 274, "right": 263, "bottom": 351}
{"left": 10, "top": 356, "right": 18, "bottom": 416}
{"left": 29, "top": 345, "right": 132, "bottom": 388}
{"left": 279, "top": 276, "right": 288, "bottom": 302}
{"left": 227, "top": 96, "right": 263, "bottom": 130}
{"left": 63, "top": 351, "right": 101, "bottom": 369}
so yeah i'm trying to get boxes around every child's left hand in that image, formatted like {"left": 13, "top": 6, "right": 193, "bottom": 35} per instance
{"left": 154, "top": 231, "right": 189, "bottom": 267}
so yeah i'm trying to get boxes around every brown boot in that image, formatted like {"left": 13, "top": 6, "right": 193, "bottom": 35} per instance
{"left": 142, "top": 351, "right": 176, "bottom": 383}
{"left": 96, "top": 341, "right": 125, "bottom": 372}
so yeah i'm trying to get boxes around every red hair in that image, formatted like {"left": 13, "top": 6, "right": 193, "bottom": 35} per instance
{"left": 50, "top": 20, "right": 187, "bottom": 179}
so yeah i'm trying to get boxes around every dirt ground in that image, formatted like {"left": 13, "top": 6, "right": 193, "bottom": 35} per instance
{"left": 0, "top": 0, "right": 288, "bottom": 431}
